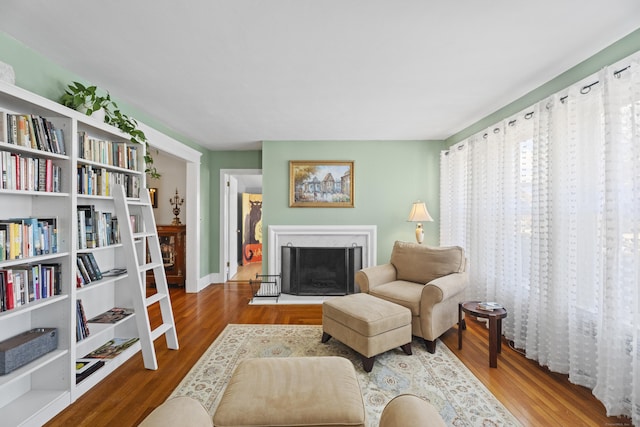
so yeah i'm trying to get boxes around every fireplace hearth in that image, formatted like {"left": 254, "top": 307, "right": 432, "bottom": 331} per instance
{"left": 282, "top": 246, "right": 362, "bottom": 296}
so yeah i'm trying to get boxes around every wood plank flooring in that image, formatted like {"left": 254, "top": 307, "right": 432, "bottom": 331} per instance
{"left": 46, "top": 279, "right": 632, "bottom": 427}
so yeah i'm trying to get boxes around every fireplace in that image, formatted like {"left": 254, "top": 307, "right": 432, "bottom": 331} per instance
{"left": 282, "top": 246, "right": 362, "bottom": 295}
{"left": 268, "top": 225, "right": 376, "bottom": 270}
{"left": 268, "top": 225, "right": 377, "bottom": 297}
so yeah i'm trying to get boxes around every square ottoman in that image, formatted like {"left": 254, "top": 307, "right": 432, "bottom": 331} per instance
{"left": 322, "top": 293, "right": 412, "bottom": 372}
{"left": 213, "top": 356, "right": 365, "bottom": 427}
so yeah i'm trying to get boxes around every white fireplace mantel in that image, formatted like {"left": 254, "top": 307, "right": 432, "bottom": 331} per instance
{"left": 268, "top": 225, "right": 377, "bottom": 276}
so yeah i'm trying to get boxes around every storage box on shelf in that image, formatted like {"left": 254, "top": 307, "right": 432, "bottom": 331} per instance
{"left": 0, "top": 80, "right": 148, "bottom": 426}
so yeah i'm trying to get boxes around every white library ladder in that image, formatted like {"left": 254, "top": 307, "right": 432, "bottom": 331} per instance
{"left": 113, "top": 184, "right": 179, "bottom": 370}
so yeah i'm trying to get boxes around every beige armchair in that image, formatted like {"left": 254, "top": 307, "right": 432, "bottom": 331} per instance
{"left": 355, "top": 241, "right": 467, "bottom": 353}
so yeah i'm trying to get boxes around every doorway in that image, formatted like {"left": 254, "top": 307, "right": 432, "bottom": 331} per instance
{"left": 220, "top": 169, "right": 263, "bottom": 282}
{"left": 143, "top": 124, "right": 202, "bottom": 293}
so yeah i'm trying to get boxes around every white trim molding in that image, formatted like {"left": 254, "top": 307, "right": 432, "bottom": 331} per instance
{"left": 268, "top": 225, "right": 377, "bottom": 276}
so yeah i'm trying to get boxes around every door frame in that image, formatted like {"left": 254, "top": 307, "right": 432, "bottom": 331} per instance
{"left": 220, "top": 169, "right": 262, "bottom": 281}
{"left": 141, "top": 123, "right": 202, "bottom": 292}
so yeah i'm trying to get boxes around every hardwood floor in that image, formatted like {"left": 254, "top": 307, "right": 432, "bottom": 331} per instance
{"left": 47, "top": 281, "right": 632, "bottom": 427}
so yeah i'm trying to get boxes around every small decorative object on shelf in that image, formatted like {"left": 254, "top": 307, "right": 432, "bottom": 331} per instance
{"left": 0, "top": 61, "right": 15, "bottom": 85}
{"left": 170, "top": 188, "right": 184, "bottom": 225}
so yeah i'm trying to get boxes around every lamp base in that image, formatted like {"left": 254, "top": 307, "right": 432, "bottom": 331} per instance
{"left": 415, "top": 223, "right": 424, "bottom": 244}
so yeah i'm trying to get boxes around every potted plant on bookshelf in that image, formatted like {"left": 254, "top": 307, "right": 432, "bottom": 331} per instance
{"left": 59, "top": 81, "right": 110, "bottom": 120}
{"left": 59, "top": 81, "right": 160, "bottom": 178}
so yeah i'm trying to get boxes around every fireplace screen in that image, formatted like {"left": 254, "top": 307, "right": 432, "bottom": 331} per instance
{"left": 281, "top": 246, "right": 362, "bottom": 295}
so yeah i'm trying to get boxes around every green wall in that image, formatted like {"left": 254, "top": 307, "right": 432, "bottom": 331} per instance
{"left": 262, "top": 140, "right": 444, "bottom": 265}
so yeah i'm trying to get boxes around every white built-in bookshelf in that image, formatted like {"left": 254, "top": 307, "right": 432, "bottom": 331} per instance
{"left": 0, "top": 81, "right": 150, "bottom": 426}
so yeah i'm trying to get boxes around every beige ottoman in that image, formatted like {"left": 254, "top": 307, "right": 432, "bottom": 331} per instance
{"left": 213, "top": 356, "right": 365, "bottom": 427}
{"left": 322, "top": 293, "right": 412, "bottom": 372}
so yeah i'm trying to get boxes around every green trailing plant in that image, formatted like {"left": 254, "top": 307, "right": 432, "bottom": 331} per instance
{"left": 104, "top": 109, "right": 159, "bottom": 179}
{"left": 60, "top": 81, "right": 160, "bottom": 178}
{"left": 60, "top": 81, "right": 111, "bottom": 114}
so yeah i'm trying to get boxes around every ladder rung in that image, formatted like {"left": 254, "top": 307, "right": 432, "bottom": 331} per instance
{"left": 139, "top": 261, "right": 163, "bottom": 273}
{"left": 146, "top": 292, "right": 167, "bottom": 307}
{"left": 126, "top": 199, "right": 149, "bottom": 206}
{"left": 133, "top": 231, "right": 156, "bottom": 240}
{"left": 151, "top": 323, "right": 173, "bottom": 341}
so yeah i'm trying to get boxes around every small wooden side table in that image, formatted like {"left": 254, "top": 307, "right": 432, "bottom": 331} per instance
{"left": 458, "top": 301, "right": 508, "bottom": 368}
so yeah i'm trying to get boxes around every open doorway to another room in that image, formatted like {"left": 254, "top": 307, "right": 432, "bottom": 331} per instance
{"left": 221, "top": 170, "right": 262, "bottom": 282}
{"left": 146, "top": 141, "right": 201, "bottom": 293}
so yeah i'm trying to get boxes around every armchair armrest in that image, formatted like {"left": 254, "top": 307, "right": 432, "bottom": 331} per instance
{"left": 420, "top": 271, "right": 468, "bottom": 311}
{"left": 355, "top": 263, "right": 397, "bottom": 293}
{"left": 418, "top": 271, "right": 468, "bottom": 341}
{"left": 422, "top": 271, "right": 469, "bottom": 304}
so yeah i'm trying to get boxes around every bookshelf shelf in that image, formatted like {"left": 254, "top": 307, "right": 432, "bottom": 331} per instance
{"left": 73, "top": 340, "right": 141, "bottom": 397}
{"left": 77, "top": 158, "right": 142, "bottom": 175}
{"left": 76, "top": 273, "right": 128, "bottom": 296}
{"left": 0, "top": 252, "right": 70, "bottom": 268}
{"left": 0, "top": 349, "right": 67, "bottom": 388}
{"left": 0, "top": 80, "right": 150, "bottom": 425}
{"left": 77, "top": 243, "right": 124, "bottom": 254}
{"left": 0, "top": 294, "right": 68, "bottom": 320}
{"left": 0, "top": 141, "right": 69, "bottom": 159}
{"left": 0, "top": 189, "right": 69, "bottom": 197}
{"left": 75, "top": 314, "right": 137, "bottom": 357}
{"left": 0, "top": 390, "right": 69, "bottom": 427}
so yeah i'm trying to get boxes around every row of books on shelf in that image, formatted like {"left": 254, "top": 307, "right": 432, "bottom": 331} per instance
{"left": 76, "top": 253, "right": 102, "bottom": 286}
{"left": 0, "top": 217, "right": 58, "bottom": 261}
{"left": 77, "top": 131, "right": 138, "bottom": 171}
{"left": 77, "top": 205, "right": 120, "bottom": 250}
{"left": 77, "top": 164, "right": 140, "bottom": 197}
{"left": 76, "top": 304, "right": 134, "bottom": 341}
{"left": 0, "top": 263, "right": 61, "bottom": 312}
{"left": 1, "top": 150, "right": 62, "bottom": 192}
{"left": 75, "top": 337, "right": 139, "bottom": 383}
{"left": 76, "top": 299, "right": 90, "bottom": 340}
{"left": 4, "top": 113, "right": 66, "bottom": 154}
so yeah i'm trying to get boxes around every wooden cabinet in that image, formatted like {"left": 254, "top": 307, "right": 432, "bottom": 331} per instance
{"left": 147, "top": 225, "right": 186, "bottom": 287}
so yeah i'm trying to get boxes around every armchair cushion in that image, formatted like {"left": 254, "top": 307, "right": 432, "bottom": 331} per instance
{"left": 369, "top": 281, "right": 424, "bottom": 316}
{"left": 390, "top": 241, "right": 465, "bottom": 284}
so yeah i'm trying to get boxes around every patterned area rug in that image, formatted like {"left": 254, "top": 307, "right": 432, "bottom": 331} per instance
{"left": 170, "top": 324, "right": 522, "bottom": 427}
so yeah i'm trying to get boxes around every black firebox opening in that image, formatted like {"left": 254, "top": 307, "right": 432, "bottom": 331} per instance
{"left": 281, "top": 246, "right": 362, "bottom": 295}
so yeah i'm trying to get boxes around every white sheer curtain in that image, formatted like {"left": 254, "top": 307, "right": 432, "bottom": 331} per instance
{"left": 440, "top": 53, "right": 640, "bottom": 423}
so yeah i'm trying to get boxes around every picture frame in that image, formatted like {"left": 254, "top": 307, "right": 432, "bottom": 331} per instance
{"left": 289, "top": 160, "right": 354, "bottom": 208}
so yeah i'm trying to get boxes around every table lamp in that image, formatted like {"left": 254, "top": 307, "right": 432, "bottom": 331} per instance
{"left": 407, "top": 201, "right": 433, "bottom": 244}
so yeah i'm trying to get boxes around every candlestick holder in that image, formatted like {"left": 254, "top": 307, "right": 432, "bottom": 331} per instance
{"left": 170, "top": 188, "right": 184, "bottom": 225}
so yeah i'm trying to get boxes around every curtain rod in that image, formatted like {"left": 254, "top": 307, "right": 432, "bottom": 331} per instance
{"left": 562, "top": 65, "right": 631, "bottom": 101}
{"left": 444, "top": 64, "right": 633, "bottom": 151}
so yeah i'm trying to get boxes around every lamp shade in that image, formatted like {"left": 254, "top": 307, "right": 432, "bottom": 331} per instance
{"left": 407, "top": 201, "right": 433, "bottom": 222}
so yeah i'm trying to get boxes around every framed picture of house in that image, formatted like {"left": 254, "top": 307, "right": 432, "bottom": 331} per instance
{"left": 289, "top": 160, "right": 354, "bottom": 208}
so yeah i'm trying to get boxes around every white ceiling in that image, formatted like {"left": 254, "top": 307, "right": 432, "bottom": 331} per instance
{"left": 1, "top": 1, "right": 639, "bottom": 151}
